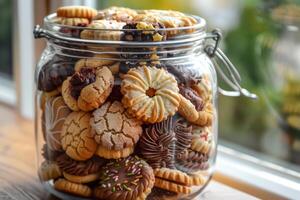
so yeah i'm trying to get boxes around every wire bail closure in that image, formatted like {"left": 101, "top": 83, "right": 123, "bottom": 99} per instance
{"left": 205, "top": 29, "right": 257, "bottom": 99}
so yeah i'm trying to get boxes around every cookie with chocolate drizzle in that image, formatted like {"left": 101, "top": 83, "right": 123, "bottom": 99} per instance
{"left": 94, "top": 156, "right": 155, "bottom": 200}
{"left": 56, "top": 154, "right": 106, "bottom": 183}
{"left": 139, "top": 117, "right": 176, "bottom": 169}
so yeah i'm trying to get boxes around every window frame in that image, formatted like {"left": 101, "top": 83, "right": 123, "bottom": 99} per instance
{"left": 217, "top": 143, "right": 300, "bottom": 199}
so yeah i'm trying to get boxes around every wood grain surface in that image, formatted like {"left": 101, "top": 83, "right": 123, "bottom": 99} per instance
{"left": 0, "top": 104, "right": 257, "bottom": 200}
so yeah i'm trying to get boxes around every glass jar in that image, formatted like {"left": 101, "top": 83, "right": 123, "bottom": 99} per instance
{"left": 34, "top": 8, "right": 255, "bottom": 200}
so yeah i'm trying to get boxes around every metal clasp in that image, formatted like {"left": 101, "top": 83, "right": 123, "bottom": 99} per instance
{"left": 205, "top": 29, "right": 257, "bottom": 99}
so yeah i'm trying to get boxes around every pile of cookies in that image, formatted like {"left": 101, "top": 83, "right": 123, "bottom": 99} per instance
{"left": 38, "top": 6, "right": 215, "bottom": 200}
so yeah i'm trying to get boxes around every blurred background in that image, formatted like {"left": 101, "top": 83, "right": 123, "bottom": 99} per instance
{"left": 0, "top": 0, "right": 299, "bottom": 198}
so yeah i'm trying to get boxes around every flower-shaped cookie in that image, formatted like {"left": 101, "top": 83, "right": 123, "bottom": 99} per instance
{"left": 90, "top": 101, "right": 142, "bottom": 159}
{"left": 121, "top": 66, "right": 180, "bottom": 123}
{"left": 62, "top": 67, "right": 114, "bottom": 111}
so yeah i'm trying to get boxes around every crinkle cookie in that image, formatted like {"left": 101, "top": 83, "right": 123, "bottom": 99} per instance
{"left": 80, "top": 20, "right": 125, "bottom": 40}
{"left": 61, "top": 111, "right": 97, "bottom": 161}
{"left": 121, "top": 66, "right": 180, "bottom": 123}
{"left": 57, "top": 6, "right": 97, "bottom": 19}
{"left": 94, "top": 156, "right": 155, "bottom": 200}
{"left": 178, "top": 85, "right": 213, "bottom": 126}
{"left": 62, "top": 67, "right": 114, "bottom": 111}
{"left": 90, "top": 101, "right": 143, "bottom": 159}
{"left": 93, "top": 6, "right": 138, "bottom": 22}
{"left": 42, "top": 96, "right": 71, "bottom": 151}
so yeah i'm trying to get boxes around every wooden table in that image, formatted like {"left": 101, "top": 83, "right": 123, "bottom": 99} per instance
{"left": 0, "top": 105, "right": 257, "bottom": 200}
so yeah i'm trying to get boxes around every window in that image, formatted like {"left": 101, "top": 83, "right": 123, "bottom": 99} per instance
{"left": 0, "top": 0, "right": 15, "bottom": 105}
{"left": 102, "top": 0, "right": 300, "bottom": 197}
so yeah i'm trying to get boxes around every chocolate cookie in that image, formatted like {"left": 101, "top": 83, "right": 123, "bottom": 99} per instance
{"left": 94, "top": 156, "right": 155, "bottom": 200}
{"left": 176, "top": 149, "right": 209, "bottom": 172}
{"left": 56, "top": 154, "right": 106, "bottom": 183}
{"left": 41, "top": 144, "right": 63, "bottom": 161}
{"left": 139, "top": 117, "right": 176, "bottom": 169}
{"left": 38, "top": 56, "right": 75, "bottom": 92}
{"left": 90, "top": 101, "right": 142, "bottom": 159}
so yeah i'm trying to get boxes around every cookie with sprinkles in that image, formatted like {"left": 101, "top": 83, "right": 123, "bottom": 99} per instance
{"left": 94, "top": 155, "right": 155, "bottom": 200}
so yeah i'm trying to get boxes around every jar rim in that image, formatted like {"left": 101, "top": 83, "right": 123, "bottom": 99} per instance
{"left": 39, "top": 13, "right": 207, "bottom": 46}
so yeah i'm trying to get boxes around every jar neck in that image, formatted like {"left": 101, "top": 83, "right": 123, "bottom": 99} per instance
{"left": 46, "top": 34, "right": 206, "bottom": 62}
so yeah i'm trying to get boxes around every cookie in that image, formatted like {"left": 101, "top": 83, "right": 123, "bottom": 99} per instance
{"left": 190, "top": 74, "right": 212, "bottom": 102}
{"left": 61, "top": 111, "right": 97, "bottom": 161}
{"left": 191, "top": 126, "right": 213, "bottom": 154}
{"left": 61, "top": 18, "right": 89, "bottom": 26}
{"left": 74, "top": 55, "right": 119, "bottom": 75}
{"left": 38, "top": 160, "right": 62, "bottom": 181}
{"left": 57, "top": 6, "right": 97, "bottom": 19}
{"left": 178, "top": 85, "right": 213, "bottom": 126}
{"left": 139, "top": 117, "right": 176, "bottom": 169}
{"left": 62, "top": 67, "right": 114, "bottom": 111}
{"left": 121, "top": 66, "right": 180, "bottom": 123}
{"left": 133, "top": 11, "right": 197, "bottom": 36}
{"left": 54, "top": 178, "right": 92, "bottom": 197}
{"left": 174, "top": 118, "right": 193, "bottom": 159}
{"left": 90, "top": 101, "right": 142, "bottom": 159}
{"left": 38, "top": 56, "right": 75, "bottom": 92}
{"left": 80, "top": 20, "right": 125, "bottom": 40}
{"left": 154, "top": 178, "right": 191, "bottom": 194}
{"left": 41, "top": 144, "right": 62, "bottom": 161}
{"left": 94, "top": 156, "right": 155, "bottom": 200}
{"left": 42, "top": 96, "right": 72, "bottom": 151}
{"left": 93, "top": 6, "right": 138, "bottom": 22}
{"left": 56, "top": 154, "right": 106, "bottom": 183}
{"left": 176, "top": 148, "right": 209, "bottom": 173}
{"left": 39, "top": 89, "right": 61, "bottom": 111}
{"left": 154, "top": 168, "right": 205, "bottom": 187}
{"left": 121, "top": 22, "right": 166, "bottom": 42}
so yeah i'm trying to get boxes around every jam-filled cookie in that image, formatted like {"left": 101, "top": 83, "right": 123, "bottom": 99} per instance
{"left": 61, "top": 111, "right": 97, "bottom": 161}
{"left": 121, "top": 66, "right": 180, "bottom": 123}
{"left": 90, "top": 101, "right": 143, "bottom": 159}
{"left": 94, "top": 156, "right": 155, "bottom": 200}
{"left": 62, "top": 67, "right": 114, "bottom": 111}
